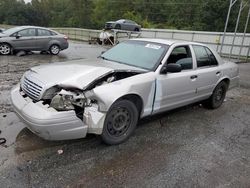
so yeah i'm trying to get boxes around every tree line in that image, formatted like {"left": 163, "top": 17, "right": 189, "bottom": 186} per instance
{"left": 0, "top": 0, "right": 249, "bottom": 32}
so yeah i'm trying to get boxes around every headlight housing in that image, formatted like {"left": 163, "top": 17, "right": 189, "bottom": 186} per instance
{"left": 50, "top": 89, "right": 87, "bottom": 111}
{"left": 50, "top": 94, "right": 75, "bottom": 111}
{"left": 42, "top": 86, "right": 61, "bottom": 100}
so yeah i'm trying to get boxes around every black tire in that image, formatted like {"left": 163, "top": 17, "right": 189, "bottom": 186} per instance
{"left": 101, "top": 100, "right": 139, "bottom": 145}
{"left": 134, "top": 28, "right": 140, "bottom": 32}
{"left": 0, "top": 43, "right": 11, "bottom": 55}
{"left": 114, "top": 24, "right": 121, "bottom": 30}
{"left": 49, "top": 44, "right": 60, "bottom": 55}
{"left": 203, "top": 81, "right": 228, "bottom": 109}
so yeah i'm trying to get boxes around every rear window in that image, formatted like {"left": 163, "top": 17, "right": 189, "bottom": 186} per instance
{"left": 37, "top": 29, "right": 52, "bottom": 36}
{"left": 193, "top": 45, "right": 218, "bottom": 67}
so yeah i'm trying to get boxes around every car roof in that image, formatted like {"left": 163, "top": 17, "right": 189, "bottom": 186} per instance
{"left": 15, "top": 26, "right": 51, "bottom": 30}
{"left": 131, "top": 38, "right": 206, "bottom": 46}
{"left": 116, "top": 19, "right": 136, "bottom": 23}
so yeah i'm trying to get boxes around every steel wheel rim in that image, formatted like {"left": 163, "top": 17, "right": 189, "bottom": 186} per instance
{"left": 0, "top": 44, "right": 10, "bottom": 55}
{"left": 215, "top": 87, "right": 224, "bottom": 102}
{"left": 51, "top": 45, "right": 59, "bottom": 54}
{"left": 107, "top": 107, "right": 131, "bottom": 137}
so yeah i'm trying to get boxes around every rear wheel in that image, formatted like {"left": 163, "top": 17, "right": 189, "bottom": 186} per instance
{"left": 101, "top": 100, "right": 138, "bottom": 145}
{"left": 203, "top": 81, "right": 228, "bottom": 109}
{"left": 134, "top": 28, "right": 140, "bottom": 32}
{"left": 0, "top": 43, "right": 11, "bottom": 55}
{"left": 49, "top": 44, "right": 60, "bottom": 55}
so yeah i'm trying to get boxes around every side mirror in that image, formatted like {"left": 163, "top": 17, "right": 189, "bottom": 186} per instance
{"left": 16, "top": 34, "right": 22, "bottom": 39}
{"left": 160, "top": 64, "right": 182, "bottom": 74}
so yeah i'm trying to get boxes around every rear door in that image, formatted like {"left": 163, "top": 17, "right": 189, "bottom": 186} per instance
{"left": 191, "top": 45, "right": 221, "bottom": 100}
{"left": 153, "top": 45, "right": 198, "bottom": 114}
{"left": 36, "top": 29, "right": 55, "bottom": 50}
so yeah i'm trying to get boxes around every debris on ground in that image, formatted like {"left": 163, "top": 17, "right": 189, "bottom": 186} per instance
{"left": 57, "top": 149, "right": 64, "bottom": 155}
{"left": 16, "top": 50, "right": 33, "bottom": 57}
{"left": 40, "top": 51, "right": 50, "bottom": 54}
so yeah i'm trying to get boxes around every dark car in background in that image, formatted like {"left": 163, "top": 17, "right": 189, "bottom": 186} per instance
{"left": 105, "top": 19, "right": 141, "bottom": 31}
{"left": 0, "top": 28, "right": 5, "bottom": 33}
{"left": 0, "top": 26, "right": 68, "bottom": 55}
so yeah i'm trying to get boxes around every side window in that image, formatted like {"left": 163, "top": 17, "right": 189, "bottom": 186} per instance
{"left": 51, "top": 31, "right": 57, "bottom": 36}
{"left": 193, "top": 45, "right": 218, "bottom": 67}
{"left": 205, "top": 47, "right": 218, "bottom": 66}
{"left": 167, "top": 46, "right": 193, "bottom": 70}
{"left": 38, "top": 29, "right": 52, "bottom": 36}
{"left": 18, "top": 29, "right": 36, "bottom": 37}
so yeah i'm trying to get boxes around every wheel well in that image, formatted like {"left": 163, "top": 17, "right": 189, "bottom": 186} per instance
{"left": 221, "top": 78, "right": 230, "bottom": 90}
{"left": 118, "top": 94, "right": 143, "bottom": 117}
{"left": 50, "top": 43, "right": 60, "bottom": 48}
{"left": 0, "top": 42, "right": 12, "bottom": 48}
{"left": 48, "top": 42, "right": 61, "bottom": 51}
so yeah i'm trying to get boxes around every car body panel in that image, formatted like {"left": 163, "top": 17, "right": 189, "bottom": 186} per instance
{"left": 11, "top": 39, "right": 239, "bottom": 141}
{"left": 27, "top": 59, "right": 146, "bottom": 93}
{"left": 90, "top": 72, "right": 157, "bottom": 116}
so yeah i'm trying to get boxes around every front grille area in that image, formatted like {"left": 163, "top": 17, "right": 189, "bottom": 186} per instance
{"left": 22, "top": 77, "right": 43, "bottom": 100}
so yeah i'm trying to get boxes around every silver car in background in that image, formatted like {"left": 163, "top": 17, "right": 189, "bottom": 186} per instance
{"left": 105, "top": 19, "right": 141, "bottom": 31}
{"left": 11, "top": 39, "right": 239, "bottom": 145}
{"left": 0, "top": 26, "right": 69, "bottom": 55}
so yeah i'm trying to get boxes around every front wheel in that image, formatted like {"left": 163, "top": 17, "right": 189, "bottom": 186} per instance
{"left": 101, "top": 100, "right": 138, "bottom": 145}
{"left": 49, "top": 44, "right": 60, "bottom": 55}
{"left": 0, "top": 43, "right": 11, "bottom": 55}
{"left": 203, "top": 81, "right": 228, "bottom": 109}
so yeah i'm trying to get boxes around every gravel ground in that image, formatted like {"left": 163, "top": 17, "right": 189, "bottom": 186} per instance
{"left": 0, "top": 42, "right": 249, "bottom": 188}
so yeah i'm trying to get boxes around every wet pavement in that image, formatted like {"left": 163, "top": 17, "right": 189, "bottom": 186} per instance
{"left": 0, "top": 42, "right": 250, "bottom": 188}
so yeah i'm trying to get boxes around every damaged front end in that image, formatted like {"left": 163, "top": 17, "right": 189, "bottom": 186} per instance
{"left": 46, "top": 88, "right": 106, "bottom": 135}
{"left": 12, "top": 69, "right": 142, "bottom": 140}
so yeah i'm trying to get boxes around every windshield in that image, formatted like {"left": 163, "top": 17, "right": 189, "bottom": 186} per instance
{"left": 2, "top": 27, "right": 23, "bottom": 35}
{"left": 101, "top": 40, "right": 168, "bottom": 70}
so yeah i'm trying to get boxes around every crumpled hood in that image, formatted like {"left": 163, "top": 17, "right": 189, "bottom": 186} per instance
{"left": 28, "top": 58, "right": 145, "bottom": 90}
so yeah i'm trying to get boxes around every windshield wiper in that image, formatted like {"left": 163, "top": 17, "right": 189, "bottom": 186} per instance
{"left": 99, "top": 56, "right": 111, "bottom": 61}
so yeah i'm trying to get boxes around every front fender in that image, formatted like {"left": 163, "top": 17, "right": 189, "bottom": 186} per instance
{"left": 91, "top": 72, "right": 157, "bottom": 117}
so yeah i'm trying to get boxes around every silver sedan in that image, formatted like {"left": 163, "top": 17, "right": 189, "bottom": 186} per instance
{"left": 11, "top": 39, "right": 239, "bottom": 145}
{"left": 105, "top": 19, "right": 141, "bottom": 31}
{"left": 0, "top": 26, "right": 69, "bottom": 55}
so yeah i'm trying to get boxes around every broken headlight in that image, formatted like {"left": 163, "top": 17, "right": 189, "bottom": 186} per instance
{"left": 42, "top": 86, "right": 61, "bottom": 100}
{"left": 50, "top": 90, "right": 86, "bottom": 111}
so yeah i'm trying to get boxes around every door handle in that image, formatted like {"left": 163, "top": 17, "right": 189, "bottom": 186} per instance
{"left": 216, "top": 71, "right": 221, "bottom": 75}
{"left": 190, "top": 75, "right": 198, "bottom": 79}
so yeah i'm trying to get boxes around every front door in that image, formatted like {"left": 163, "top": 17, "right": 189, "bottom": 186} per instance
{"left": 11, "top": 28, "right": 37, "bottom": 50}
{"left": 153, "top": 45, "right": 198, "bottom": 114}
